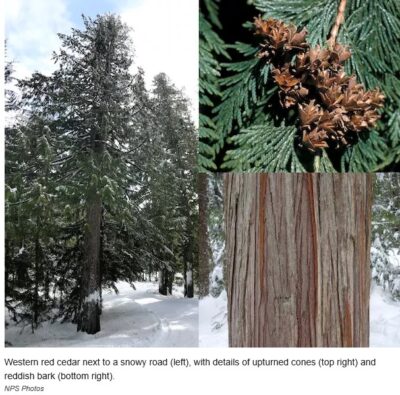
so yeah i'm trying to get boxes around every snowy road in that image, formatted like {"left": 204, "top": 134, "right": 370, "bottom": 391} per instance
{"left": 5, "top": 282, "right": 198, "bottom": 347}
{"left": 129, "top": 282, "right": 199, "bottom": 347}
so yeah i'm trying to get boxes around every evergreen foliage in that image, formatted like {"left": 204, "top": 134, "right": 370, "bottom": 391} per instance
{"left": 148, "top": 73, "right": 198, "bottom": 296}
{"left": 199, "top": 0, "right": 229, "bottom": 171}
{"left": 372, "top": 174, "right": 400, "bottom": 300}
{"left": 201, "top": 0, "right": 400, "bottom": 171}
{"left": 5, "top": 14, "right": 197, "bottom": 332}
{"left": 207, "top": 174, "right": 225, "bottom": 297}
{"left": 5, "top": 60, "right": 17, "bottom": 112}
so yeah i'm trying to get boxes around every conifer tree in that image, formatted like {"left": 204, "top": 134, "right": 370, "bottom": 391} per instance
{"left": 207, "top": 174, "right": 225, "bottom": 297}
{"left": 5, "top": 54, "right": 17, "bottom": 112}
{"left": 5, "top": 14, "right": 198, "bottom": 337}
{"left": 198, "top": 173, "right": 225, "bottom": 298}
{"left": 198, "top": 173, "right": 210, "bottom": 297}
{"left": 5, "top": 53, "right": 59, "bottom": 330}
{"left": 372, "top": 174, "right": 400, "bottom": 299}
{"left": 150, "top": 73, "right": 198, "bottom": 296}
{"left": 42, "top": 15, "right": 146, "bottom": 333}
{"left": 201, "top": 0, "right": 400, "bottom": 172}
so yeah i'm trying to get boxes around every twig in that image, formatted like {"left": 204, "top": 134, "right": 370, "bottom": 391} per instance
{"left": 314, "top": 151, "right": 321, "bottom": 172}
{"left": 328, "top": 0, "right": 347, "bottom": 47}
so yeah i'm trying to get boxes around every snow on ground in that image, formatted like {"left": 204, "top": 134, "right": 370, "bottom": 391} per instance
{"left": 5, "top": 281, "right": 198, "bottom": 347}
{"left": 199, "top": 290, "right": 228, "bottom": 347}
{"left": 199, "top": 233, "right": 228, "bottom": 347}
{"left": 6, "top": 280, "right": 399, "bottom": 347}
{"left": 370, "top": 283, "right": 400, "bottom": 347}
{"left": 199, "top": 284, "right": 400, "bottom": 347}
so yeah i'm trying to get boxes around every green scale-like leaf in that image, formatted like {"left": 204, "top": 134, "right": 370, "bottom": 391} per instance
{"left": 223, "top": 120, "right": 306, "bottom": 172}
{"left": 199, "top": 0, "right": 230, "bottom": 171}
{"left": 215, "top": 0, "right": 400, "bottom": 171}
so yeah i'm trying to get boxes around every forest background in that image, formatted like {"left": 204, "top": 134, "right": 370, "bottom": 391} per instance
{"left": 4, "top": 0, "right": 199, "bottom": 338}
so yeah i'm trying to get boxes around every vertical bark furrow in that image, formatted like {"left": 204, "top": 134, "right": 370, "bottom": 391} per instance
{"left": 308, "top": 175, "right": 319, "bottom": 347}
{"left": 257, "top": 174, "right": 268, "bottom": 346}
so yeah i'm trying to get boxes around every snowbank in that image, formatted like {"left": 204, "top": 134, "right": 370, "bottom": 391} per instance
{"left": 370, "top": 283, "right": 400, "bottom": 347}
{"left": 199, "top": 284, "right": 400, "bottom": 347}
{"left": 199, "top": 290, "right": 228, "bottom": 347}
{"left": 5, "top": 281, "right": 198, "bottom": 347}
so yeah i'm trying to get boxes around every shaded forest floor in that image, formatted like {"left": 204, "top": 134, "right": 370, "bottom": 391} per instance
{"left": 5, "top": 282, "right": 198, "bottom": 347}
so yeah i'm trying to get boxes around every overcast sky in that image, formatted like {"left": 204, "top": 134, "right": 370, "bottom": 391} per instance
{"left": 5, "top": 0, "right": 198, "bottom": 119}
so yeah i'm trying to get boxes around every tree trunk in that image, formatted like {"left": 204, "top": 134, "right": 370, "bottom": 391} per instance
{"left": 32, "top": 235, "right": 41, "bottom": 332}
{"left": 186, "top": 262, "right": 194, "bottom": 298}
{"left": 225, "top": 173, "right": 373, "bottom": 347}
{"left": 198, "top": 173, "right": 210, "bottom": 297}
{"left": 158, "top": 269, "right": 168, "bottom": 295}
{"left": 168, "top": 274, "right": 173, "bottom": 295}
{"left": 184, "top": 260, "right": 187, "bottom": 295}
{"left": 78, "top": 191, "right": 102, "bottom": 334}
{"left": 77, "top": 45, "right": 109, "bottom": 333}
{"left": 183, "top": 234, "right": 194, "bottom": 298}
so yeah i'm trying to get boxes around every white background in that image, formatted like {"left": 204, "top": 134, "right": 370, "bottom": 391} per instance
{"left": 0, "top": 1, "right": 398, "bottom": 393}
{"left": 0, "top": 348, "right": 398, "bottom": 394}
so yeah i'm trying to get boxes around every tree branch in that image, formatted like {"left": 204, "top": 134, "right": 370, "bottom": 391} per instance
{"left": 328, "top": 0, "right": 347, "bottom": 47}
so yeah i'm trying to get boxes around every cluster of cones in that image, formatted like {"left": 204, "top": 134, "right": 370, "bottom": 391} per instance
{"left": 254, "top": 17, "right": 384, "bottom": 152}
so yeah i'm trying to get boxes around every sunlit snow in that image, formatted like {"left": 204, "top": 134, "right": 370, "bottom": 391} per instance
{"left": 5, "top": 282, "right": 198, "bottom": 347}
{"left": 199, "top": 284, "right": 400, "bottom": 347}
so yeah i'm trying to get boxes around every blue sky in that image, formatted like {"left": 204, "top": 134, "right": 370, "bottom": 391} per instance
{"left": 5, "top": 0, "right": 198, "bottom": 118}
{"left": 66, "top": 0, "right": 138, "bottom": 27}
